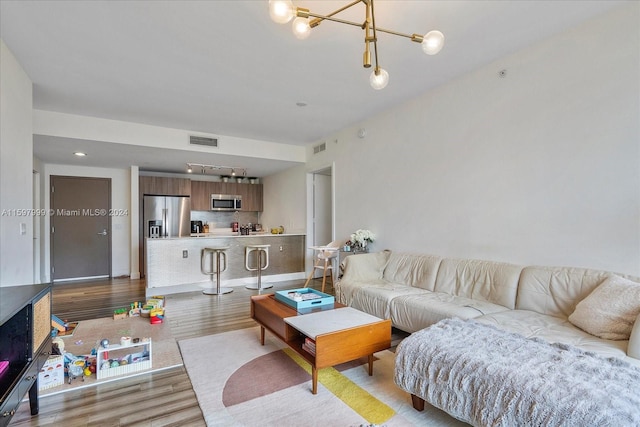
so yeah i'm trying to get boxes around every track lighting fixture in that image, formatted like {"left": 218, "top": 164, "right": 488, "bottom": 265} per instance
{"left": 186, "top": 163, "right": 247, "bottom": 177}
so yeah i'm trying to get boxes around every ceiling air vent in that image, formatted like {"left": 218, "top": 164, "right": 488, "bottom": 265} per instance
{"left": 313, "top": 142, "right": 326, "bottom": 154}
{"left": 189, "top": 135, "right": 218, "bottom": 148}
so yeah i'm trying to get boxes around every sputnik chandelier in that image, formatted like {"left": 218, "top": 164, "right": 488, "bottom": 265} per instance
{"left": 186, "top": 163, "right": 247, "bottom": 176}
{"left": 268, "top": 0, "right": 444, "bottom": 90}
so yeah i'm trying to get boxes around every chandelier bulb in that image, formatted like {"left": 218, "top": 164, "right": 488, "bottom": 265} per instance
{"left": 269, "top": 0, "right": 294, "bottom": 24}
{"left": 292, "top": 17, "right": 311, "bottom": 39}
{"left": 422, "top": 30, "right": 445, "bottom": 55}
{"left": 370, "top": 68, "right": 389, "bottom": 90}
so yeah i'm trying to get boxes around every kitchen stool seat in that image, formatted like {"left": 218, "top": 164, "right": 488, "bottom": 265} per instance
{"left": 245, "top": 244, "right": 272, "bottom": 290}
{"left": 201, "top": 246, "right": 233, "bottom": 295}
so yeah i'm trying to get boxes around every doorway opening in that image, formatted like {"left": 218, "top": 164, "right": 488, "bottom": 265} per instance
{"left": 306, "top": 164, "right": 335, "bottom": 278}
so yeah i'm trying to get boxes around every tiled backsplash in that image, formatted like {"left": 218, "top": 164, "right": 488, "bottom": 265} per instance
{"left": 190, "top": 210, "right": 259, "bottom": 229}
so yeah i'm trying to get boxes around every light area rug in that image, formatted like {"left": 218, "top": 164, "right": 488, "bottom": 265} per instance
{"left": 40, "top": 316, "right": 183, "bottom": 396}
{"left": 179, "top": 327, "right": 466, "bottom": 426}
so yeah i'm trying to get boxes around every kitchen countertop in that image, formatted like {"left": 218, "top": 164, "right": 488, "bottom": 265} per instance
{"left": 190, "top": 232, "right": 304, "bottom": 237}
{"left": 146, "top": 232, "right": 305, "bottom": 240}
{"left": 145, "top": 233, "right": 306, "bottom": 293}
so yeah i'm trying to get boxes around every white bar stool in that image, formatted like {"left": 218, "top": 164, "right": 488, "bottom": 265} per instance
{"left": 201, "top": 246, "right": 233, "bottom": 295}
{"left": 245, "top": 244, "right": 272, "bottom": 290}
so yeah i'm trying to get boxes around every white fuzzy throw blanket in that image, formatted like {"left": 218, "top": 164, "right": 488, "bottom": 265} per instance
{"left": 394, "top": 318, "right": 640, "bottom": 427}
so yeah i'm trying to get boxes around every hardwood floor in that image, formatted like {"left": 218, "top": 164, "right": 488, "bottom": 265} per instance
{"left": 49, "top": 277, "right": 148, "bottom": 322}
{"left": 11, "top": 276, "right": 332, "bottom": 426}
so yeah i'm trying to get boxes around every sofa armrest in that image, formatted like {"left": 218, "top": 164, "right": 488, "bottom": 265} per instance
{"left": 629, "top": 313, "right": 640, "bottom": 359}
{"left": 341, "top": 250, "right": 391, "bottom": 282}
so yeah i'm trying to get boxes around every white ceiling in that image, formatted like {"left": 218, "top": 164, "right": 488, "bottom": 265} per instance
{"left": 0, "top": 0, "right": 625, "bottom": 175}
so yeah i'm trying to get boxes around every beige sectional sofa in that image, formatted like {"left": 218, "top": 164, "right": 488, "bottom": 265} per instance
{"left": 337, "top": 250, "right": 640, "bottom": 425}
{"left": 336, "top": 250, "right": 640, "bottom": 366}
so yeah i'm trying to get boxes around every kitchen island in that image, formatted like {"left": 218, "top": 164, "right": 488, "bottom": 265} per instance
{"left": 145, "top": 233, "right": 305, "bottom": 295}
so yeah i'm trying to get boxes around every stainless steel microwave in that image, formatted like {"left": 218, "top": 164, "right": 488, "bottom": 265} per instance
{"left": 211, "top": 194, "right": 242, "bottom": 211}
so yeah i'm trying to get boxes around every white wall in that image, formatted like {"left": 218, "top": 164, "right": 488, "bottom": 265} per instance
{"left": 34, "top": 110, "right": 306, "bottom": 163}
{"left": 261, "top": 164, "right": 307, "bottom": 234}
{"left": 307, "top": 3, "right": 640, "bottom": 276}
{"left": 0, "top": 39, "right": 34, "bottom": 286}
{"left": 42, "top": 164, "right": 131, "bottom": 281}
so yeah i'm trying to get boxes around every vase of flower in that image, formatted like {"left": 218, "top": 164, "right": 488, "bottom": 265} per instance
{"left": 351, "top": 243, "right": 367, "bottom": 253}
{"left": 348, "top": 229, "right": 375, "bottom": 253}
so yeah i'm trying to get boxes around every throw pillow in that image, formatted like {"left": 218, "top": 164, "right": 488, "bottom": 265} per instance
{"left": 568, "top": 275, "right": 640, "bottom": 340}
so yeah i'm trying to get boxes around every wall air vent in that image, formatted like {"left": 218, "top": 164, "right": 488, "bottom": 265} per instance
{"left": 189, "top": 135, "right": 218, "bottom": 148}
{"left": 313, "top": 142, "right": 326, "bottom": 154}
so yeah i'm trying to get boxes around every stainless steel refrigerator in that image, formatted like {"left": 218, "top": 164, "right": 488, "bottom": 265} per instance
{"left": 142, "top": 195, "right": 191, "bottom": 276}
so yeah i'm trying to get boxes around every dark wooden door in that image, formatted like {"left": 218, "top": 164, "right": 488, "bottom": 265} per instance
{"left": 50, "top": 176, "right": 111, "bottom": 281}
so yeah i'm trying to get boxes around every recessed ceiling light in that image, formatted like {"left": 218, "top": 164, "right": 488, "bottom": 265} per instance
{"left": 73, "top": 152, "right": 87, "bottom": 157}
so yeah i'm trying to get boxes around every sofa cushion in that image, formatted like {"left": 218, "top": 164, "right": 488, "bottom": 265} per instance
{"left": 515, "top": 266, "right": 628, "bottom": 318}
{"left": 349, "top": 282, "right": 426, "bottom": 320}
{"left": 336, "top": 251, "right": 392, "bottom": 306}
{"left": 389, "top": 291, "right": 510, "bottom": 333}
{"left": 433, "top": 258, "right": 522, "bottom": 309}
{"left": 382, "top": 253, "right": 442, "bottom": 291}
{"left": 336, "top": 278, "right": 381, "bottom": 306}
{"left": 476, "top": 310, "right": 638, "bottom": 366}
{"left": 568, "top": 275, "right": 640, "bottom": 340}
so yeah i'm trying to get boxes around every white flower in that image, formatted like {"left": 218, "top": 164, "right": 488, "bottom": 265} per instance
{"left": 350, "top": 229, "right": 375, "bottom": 248}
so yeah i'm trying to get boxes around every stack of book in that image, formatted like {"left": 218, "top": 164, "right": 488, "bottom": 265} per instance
{"left": 302, "top": 337, "right": 316, "bottom": 355}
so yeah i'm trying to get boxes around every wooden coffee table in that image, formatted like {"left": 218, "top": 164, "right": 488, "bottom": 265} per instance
{"left": 250, "top": 294, "right": 391, "bottom": 394}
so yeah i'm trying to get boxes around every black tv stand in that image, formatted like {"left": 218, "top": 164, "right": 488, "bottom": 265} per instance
{"left": 0, "top": 284, "right": 52, "bottom": 427}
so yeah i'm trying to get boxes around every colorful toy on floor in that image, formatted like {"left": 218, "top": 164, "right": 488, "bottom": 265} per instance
{"left": 129, "top": 301, "right": 142, "bottom": 317}
{"left": 51, "top": 314, "right": 67, "bottom": 332}
{"left": 67, "top": 357, "right": 86, "bottom": 384}
{"left": 113, "top": 307, "right": 128, "bottom": 320}
{"left": 149, "top": 307, "right": 164, "bottom": 324}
